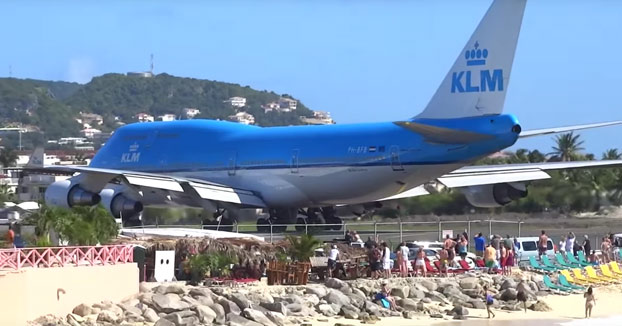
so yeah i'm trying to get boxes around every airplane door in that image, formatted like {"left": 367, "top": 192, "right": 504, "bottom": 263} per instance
{"left": 290, "top": 149, "right": 299, "bottom": 174}
{"left": 390, "top": 145, "right": 404, "bottom": 171}
{"left": 228, "top": 152, "right": 237, "bottom": 176}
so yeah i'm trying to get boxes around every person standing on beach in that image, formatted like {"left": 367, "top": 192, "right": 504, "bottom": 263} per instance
{"left": 6, "top": 224, "right": 15, "bottom": 248}
{"left": 327, "top": 244, "right": 339, "bottom": 278}
{"left": 484, "top": 243, "right": 497, "bottom": 273}
{"left": 584, "top": 286, "right": 595, "bottom": 318}
{"left": 539, "top": 230, "right": 548, "bottom": 259}
{"left": 565, "top": 232, "right": 575, "bottom": 254}
{"left": 414, "top": 247, "right": 427, "bottom": 277}
{"left": 397, "top": 242, "right": 409, "bottom": 277}
{"left": 582, "top": 235, "right": 591, "bottom": 256}
{"left": 484, "top": 286, "right": 496, "bottom": 319}
{"left": 474, "top": 233, "right": 486, "bottom": 258}
{"left": 381, "top": 242, "right": 391, "bottom": 279}
{"left": 559, "top": 236, "right": 566, "bottom": 254}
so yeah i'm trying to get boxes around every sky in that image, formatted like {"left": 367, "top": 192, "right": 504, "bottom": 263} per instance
{"left": 1, "top": 0, "right": 621, "bottom": 156}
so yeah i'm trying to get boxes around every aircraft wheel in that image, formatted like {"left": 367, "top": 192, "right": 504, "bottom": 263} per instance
{"left": 257, "top": 218, "right": 270, "bottom": 233}
{"left": 219, "top": 217, "right": 234, "bottom": 232}
{"left": 325, "top": 217, "right": 343, "bottom": 231}
{"left": 295, "top": 217, "right": 307, "bottom": 232}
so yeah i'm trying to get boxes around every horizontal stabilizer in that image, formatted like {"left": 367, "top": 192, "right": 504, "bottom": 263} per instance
{"left": 520, "top": 120, "right": 622, "bottom": 138}
{"left": 395, "top": 121, "right": 493, "bottom": 144}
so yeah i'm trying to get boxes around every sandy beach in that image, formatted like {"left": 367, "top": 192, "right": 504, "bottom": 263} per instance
{"left": 311, "top": 284, "right": 622, "bottom": 326}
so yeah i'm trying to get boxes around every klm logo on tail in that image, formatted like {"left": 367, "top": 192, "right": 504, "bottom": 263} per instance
{"left": 451, "top": 41, "right": 503, "bottom": 93}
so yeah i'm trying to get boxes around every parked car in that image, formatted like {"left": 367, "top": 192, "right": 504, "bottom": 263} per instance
{"left": 514, "top": 237, "right": 555, "bottom": 266}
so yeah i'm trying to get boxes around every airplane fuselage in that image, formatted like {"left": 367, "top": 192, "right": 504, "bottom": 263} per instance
{"left": 90, "top": 114, "right": 521, "bottom": 208}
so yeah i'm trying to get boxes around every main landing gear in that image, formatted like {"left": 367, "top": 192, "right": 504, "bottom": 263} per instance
{"left": 201, "top": 208, "right": 235, "bottom": 232}
{"left": 256, "top": 207, "right": 343, "bottom": 233}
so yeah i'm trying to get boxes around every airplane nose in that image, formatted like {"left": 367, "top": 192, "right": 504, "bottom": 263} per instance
{"left": 512, "top": 124, "right": 522, "bottom": 134}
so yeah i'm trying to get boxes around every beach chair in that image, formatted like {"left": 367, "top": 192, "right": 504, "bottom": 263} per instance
{"left": 577, "top": 251, "right": 593, "bottom": 266}
{"left": 541, "top": 256, "right": 564, "bottom": 271}
{"left": 475, "top": 259, "right": 486, "bottom": 268}
{"left": 571, "top": 268, "right": 604, "bottom": 285}
{"left": 556, "top": 253, "right": 581, "bottom": 269}
{"left": 599, "top": 264, "right": 622, "bottom": 282}
{"left": 609, "top": 262, "right": 622, "bottom": 276}
{"left": 434, "top": 260, "right": 466, "bottom": 274}
{"left": 425, "top": 259, "right": 441, "bottom": 276}
{"left": 560, "top": 269, "right": 589, "bottom": 286}
{"left": 567, "top": 252, "right": 590, "bottom": 267}
{"left": 543, "top": 275, "right": 572, "bottom": 292}
{"left": 529, "top": 256, "right": 556, "bottom": 273}
{"left": 459, "top": 259, "right": 473, "bottom": 271}
{"left": 582, "top": 267, "right": 611, "bottom": 284}
{"left": 558, "top": 274, "right": 585, "bottom": 291}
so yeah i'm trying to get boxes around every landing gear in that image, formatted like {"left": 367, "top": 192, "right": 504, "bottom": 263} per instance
{"left": 202, "top": 208, "right": 234, "bottom": 232}
{"left": 259, "top": 206, "right": 343, "bottom": 233}
{"left": 321, "top": 206, "right": 343, "bottom": 231}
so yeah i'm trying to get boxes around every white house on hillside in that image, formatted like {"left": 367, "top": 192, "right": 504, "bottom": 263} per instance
{"left": 228, "top": 112, "right": 255, "bottom": 125}
{"left": 80, "top": 128, "right": 102, "bottom": 139}
{"left": 226, "top": 97, "right": 247, "bottom": 108}
{"left": 183, "top": 108, "right": 201, "bottom": 118}
{"left": 158, "top": 114, "right": 177, "bottom": 122}
{"left": 135, "top": 113, "right": 154, "bottom": 122}
{"left": 278, "top": 98, "right": 297, "bottom": 111}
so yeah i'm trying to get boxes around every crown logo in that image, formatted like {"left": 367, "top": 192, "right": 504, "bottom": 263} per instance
{"left": 129, "top": 143, "right": 139, "bottom": 152}
{"left": 465, "top": 41, "right": 488, "bottom": 66}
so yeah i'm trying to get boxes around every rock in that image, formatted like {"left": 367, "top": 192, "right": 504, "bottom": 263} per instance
{"left": 500, "top": 289, "right": 518, "bottom": 301}
{"left": 156, "top": 284, "right": 187, "bottom": 295}
{"left": 348, "top": 293, "right": 366, "bottom": 309}
{"left": 530, "top": 301, "right": 552, "bottom": 312}
{"left": 364, "top": 301, "right": 380, "bottom": 316}
{"left": 451, "top": 305, "right": 469, "bottom": 316}
{"left": 318, "top": 304, "right": 338, "bottom": 317}
{"left": 304, "top": 294, "right": 320, "bottom": 307}
{"left": 421, "top": 297, "right": 432, "bottom": 304}
{"left": 66, "top": 313, "right": 83, "bottom": 326}
{"left": 72, "top": 304, "right": 93, "bottom": 317}
{"left": 243, "top": 308, "right": 277, "bottom": 326}
{"left": 421, "top": 280, "right": 438, "bottom": 292}
{"left": 140, "top": 282, "right": 156, "bottom": 293}
{"left": 189, "top": 287, "right": 214, "bottom": 298}
{"left": 426, "top": 291, "right": 449, "bottom": 304}
{"left": 119, "top": 303, "right": 143, "bottom": 316}
{"left": 276, "top": 294, "right": 304, "bottom": 305}
{"left": 155, "top": 318, "right": 176, "bottom": 326}
{"left": 397, "top": 298, "right": 418, "bottom": 311}
{"left": 139, "top": 293, "right": 155, "bottom": 306}
{"left": 341, "top": 307, "right": 359, "bottom": 320}
{"left": 228, "top": 313, "right": 264, "bottom": 326}
{"left": 285, "top": 303, "right": 303, "bottom": 313}
{"left": 153, "top": 294, "right": 191, "bottom": 313}
{"left": 209, "top": 303, "right": 226, "bottom": 324}
{"left": 326, "top": 289, "right": 351, "bottom": 307}
{"left": 408, "top": 289, "right": 425, "bottom": 300}
{"left": 196, "top": 295, "right": 214, "bottom": 306}
{"left": 265, "top": 311, "right": 286, "bottom": 326}
{"left": 517, "top": 282, "right": 536, "bottom": 300}
{"left": 261, "top": 302, "right": 288, "bottom": 316}
{"left": 195, "top": 304, "right": 217, "bottom": 323}
{"left": 97, "top": 310, "right": 120, "bottom": 323}
{"left": 352, "top": 288, "right": 367, "bottom": 299}
{"left": 326, "top": 278, "right": 347, "bottom": 289}
{"left": 218, "top": 297, "right": 242, "bottom": 314}
{"left": 305, "top": 286, "right": 328, "bottom": 298}
{"left": 459, "top": 277, "right": 479, "bottom": 290}
{"left": 402, "top": 311, "right": 418, "bottom": 319}
{"left": 231, "top": 293, "right": 253, "bottom": 310}
{"left": 469, "top": 299, "right": 486, "bottom": 310}
{"left": 528, "top": 281, "right": 539, "bottom": 293}
{"left": 501, "top": 279, "right": 518, "bottom": 291}
{"left": 144, "top": 308, "right": 160, "bottom": 323}
{"left": 453, "top": 314, "right": 467, "bottom": 320}
{"left": 462, "top": 288, "right": 482, "bottom": 298}
{"left": 391, "top": 286, "right": 409, "bottom": 299}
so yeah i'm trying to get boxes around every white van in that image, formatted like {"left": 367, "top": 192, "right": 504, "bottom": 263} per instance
{"left": 514, "top": 237, "right": 555, "bottom": 266}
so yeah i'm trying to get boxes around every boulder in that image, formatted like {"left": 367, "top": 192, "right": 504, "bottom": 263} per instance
{"left": 243, "top": 308, "right": 277, "bottom": 326}
{"left": 265, "top": 311, "right": 286, "bottom": 326}
{"left": 153, "top": 294, "right": 191, "bottom": 313}
{"left": 363, "top": 301, "right": 380, "bottom": 316}
{"left": 461, "top": 288, "right": 482, "bottom": 298}
{"left": 420, "top": 280, "right": 438, "bottom": 292}
{"left": 140, "top": 281, "right": 157, "bottom": 293}
{"left": 397, "top": 298, "right": 418, "bottom": 311}
{"left": 426, "top": 291, "right": 449, "bottom": 304}
{"left": 325, "top": 278, "right": 347, "bottom": 289}
{"left": 469, "top": 299, "right": 486, "bottom": 310}
{"left": 459, "top": 277, "right": 479, "bottom": 290}
{"left": 196, "top": 295, "right": 213, "bottom": 306}
{"left": 285, "top": 303, "right": 303, "bottom": 313}
{"left": 317, "top": 304, "right": 337, "bottom": 317}
{"left": 500, "top": 289, "right": 518, "bottom": 301}
{"left": 500, "top": 279, "right": 518, "bottom": 291}
{"left": 195, "top": 304, "right": 217, "bottom": 323}
{"left": 352, "top": 288, "right": 367, "bottom": 299}
{"left": 144, "top": 308, "right": 160, "bottom": 323}
{"left": 391, "top": 286, "right": 409, "bottom": 299}
{"left": 72, "top": 304, "right": 93, "bottom": 317}
{"left": 97, "top": 310, "right": 120, "bottom": 324}
{"left": 119, "top": 303, "right": 143, "bottom": 316}
{"left": 325, "top": 289, "right": 351, "bottom": 307}
{"left": 420, "top": 298, "right": 432, "bottom": 304}
{"left": 231, "top": 293, "right": 253, "bottom": 310}
{"left": 154, "top": 318, "right": 176, "bottom": 326}
{"left": 341, "top": 306, "right": 359, "bottom": 320}
{"left": 530, "top": 301, "right": 552, "bottom": 312}
{"left": 156, "top": 284, "right": 187, "bottom": 295}
{"left": 189, "top": 287, "right": 214, "bottom": 298}
{"left": 228, "top": 313, "right": 266, "bottom": 326}
{"left": 451, "top": 305, "right": 469, "bottom": 316}
{"left": 305, "top": 286, "right": 328, "bottom": 298}
{"left": 208, "top": 303, "right": 226, "bottom": 324}
{"left": 66, "top": 313, "right": 83, "bottom": 326}
{"left": 260, "top": 302, "right": 288, "bottom": 316}
{"left": 304, "top": 294, "right": 320, "bottom": 307}
{"left": 408, "top": 289, "right": 426, "bottom": 300}
{"left": 218, "top": 297, "right": 242, "bottom": 314}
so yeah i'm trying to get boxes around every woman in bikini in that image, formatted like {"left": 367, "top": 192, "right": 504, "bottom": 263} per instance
{"left": 584, "top": 286, "right": 595, "bottom": 318}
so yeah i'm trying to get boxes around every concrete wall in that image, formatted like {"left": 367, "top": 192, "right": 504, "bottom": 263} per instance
{"left": 0, "top": 263, "right": 138, "bottom": 325}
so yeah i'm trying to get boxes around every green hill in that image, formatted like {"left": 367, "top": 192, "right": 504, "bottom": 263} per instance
{"left": 0, "top": 73, "right": 317, "bottom": 146}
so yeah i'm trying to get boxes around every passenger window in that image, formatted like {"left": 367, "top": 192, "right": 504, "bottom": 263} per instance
{"left": 522, "top": 241, "right": 537, "bottom": 251}
{"left": 547, "top": 241, "right": 553, "bottom": 250}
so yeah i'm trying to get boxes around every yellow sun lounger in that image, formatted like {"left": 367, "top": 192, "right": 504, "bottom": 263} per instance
{"left": 599, "top": 264, "right": 622, "bottom": 282}
{"left": 572, "top": 268, "right": 606, "bottom": 285}
{"left": 610, "top": 262, "right": 622, "bottom": 276}
{"left": 561, "top": 269, "right": 590, "bottom": 286}
{"left": 585, "top": 266, "right": 615, "bottom": 284}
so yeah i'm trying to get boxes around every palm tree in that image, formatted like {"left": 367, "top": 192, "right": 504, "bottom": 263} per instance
{"left": 550, "top": 132, "right": 584, "bottom": 161}
{"left": 527, "top": 150, "right": 546, "bottom": 163}
{"left": 286, "top": 234, "right": 321, "bottom": 262}
{"left": 0, "top": 147, "right": 18, "bottom": 168}
{"left": 602, "top": 149, "right": 621, "bottom": 160}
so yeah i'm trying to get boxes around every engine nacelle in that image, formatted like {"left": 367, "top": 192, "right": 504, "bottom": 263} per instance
{"left": 100, "top": 187, "right": 144, "bottom": 220}
{"left": 45, "top": 179, "right": 101, "bottom": 208}
{"left": 461, "top": 183, "right": 528, "bottom": 208}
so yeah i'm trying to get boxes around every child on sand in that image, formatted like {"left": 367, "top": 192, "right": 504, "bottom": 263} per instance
{"left": 584, "top": 286, "right": 595, "bottom": 318}
{"left": 484, "top": 286, "right": 495, "bottom": 319}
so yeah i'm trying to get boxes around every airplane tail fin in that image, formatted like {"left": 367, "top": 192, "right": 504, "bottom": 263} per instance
{"left": 415, "top": 0, "right": 527, "bottom": 119}
{"left": 25, "top": 147, "right": 44, "bottom": 167}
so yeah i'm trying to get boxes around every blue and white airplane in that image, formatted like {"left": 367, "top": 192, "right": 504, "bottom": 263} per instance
{"left": 39, "top": 0, "right": 622, "bottom": 230}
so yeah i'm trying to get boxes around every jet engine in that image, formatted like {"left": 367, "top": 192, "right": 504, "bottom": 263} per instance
{"left": 100, "top": 186, "right": 144, "bottom": 222}
{"left": 461, "top": 183, "right": 528, "bottom": 208}
{"left": 45, "top": 179, "right": 101, "bottom": 208}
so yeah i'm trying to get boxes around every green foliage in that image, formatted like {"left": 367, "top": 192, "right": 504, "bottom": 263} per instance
{"left": 550, "top": 132, "right": 584, "bottom": 161}
{"left": 186, "top": 252, "right": 236, "bottom": 282}
{"left": 0, "top": 147, "right": 18, "bottom": 168}
{"left": 28, "top": 204, "right": 118, "bottom": 246}
{"left": 0, "top": 184, "right": 15, "bottom": 203}
{"left": 286, "top": 234, "right": 321, "bottom": 262}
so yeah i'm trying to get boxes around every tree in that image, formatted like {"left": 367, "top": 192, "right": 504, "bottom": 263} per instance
{"left": 0, "top": 184, "right": 15, "bottom": 203}
{"left": 0, "top": 147, "right": 18, "bottom": 168}
{"left": 602, "top": 149, "right": 621, "bottom": 160}
{"left": 286, "top": 234, "right": 321, "bottom": 262}
{"left": 550, "top": 132, "right": 584, "bottom": 161}
{"left": 527, "top": 150, "right": 546, "bottom": 163}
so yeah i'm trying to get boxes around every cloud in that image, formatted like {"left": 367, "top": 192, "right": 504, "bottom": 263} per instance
{"left": 66, "top": 57, "right": 95, "bottom": 84}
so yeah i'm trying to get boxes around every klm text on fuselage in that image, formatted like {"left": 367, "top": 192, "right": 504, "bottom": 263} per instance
{"left": 451, "top": 69, "right": 503, "bottom": 93}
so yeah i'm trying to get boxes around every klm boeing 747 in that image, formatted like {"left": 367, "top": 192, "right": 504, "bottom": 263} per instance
{"left": 38, "top": 0, "right": 622, "bottom": 231}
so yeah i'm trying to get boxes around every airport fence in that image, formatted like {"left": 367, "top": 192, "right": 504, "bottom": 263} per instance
{"left": 0, "top": 245, "right": 134, "bottom": 270}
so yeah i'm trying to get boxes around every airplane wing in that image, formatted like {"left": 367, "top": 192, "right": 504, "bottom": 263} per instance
{"left": 519, "top": 121, "right": 622, "bottom": 138}
{"left": 374, "top": 160, "right": 622, "bottom": 201}
{"left": 29, "top": 166, "right": 266, "bottom": 208}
